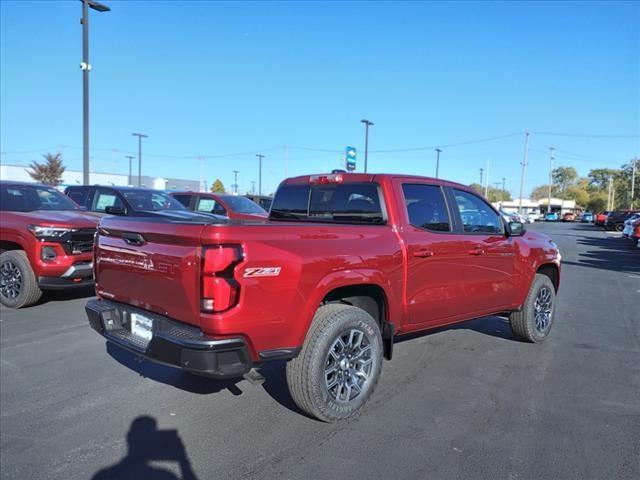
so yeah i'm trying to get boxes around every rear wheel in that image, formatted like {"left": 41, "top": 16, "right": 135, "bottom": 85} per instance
{"left": 0, "top": 251, "right": 42, "bottom": 308}
{"left": 509, "top": 274, "right": 556, "bottom": 343}
{"left": 286, "top": 303, "right": 383, "bottom": 422}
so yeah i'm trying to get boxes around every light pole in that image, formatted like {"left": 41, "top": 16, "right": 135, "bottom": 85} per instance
{"left": 232, "top": 170, "right": 239, "bottom": 195}
{"left": 518, "top": 131, "right": 530, "bottom": 214}
{"left": 80, "top": 0, "right": 110, "bottom": 186}
{"left": 361, "top": 119, "right": 373, "bottom": 173}
{"left": 631, "top": 158, "right": 637, "bottom": 209}
{"left": 547, "top": 147, "right": 554, "bottom": 215}
{"left": 125, "top": 155, "right": 135, "bottom": 185}
{"left": 434, "top": 148, "right": 442, "bottom": 178}
{"left": 132, "top": 133, "right": 148, "bottom": 186}
{"left": 256, "top": 154, "right": 265, "bottom": 195}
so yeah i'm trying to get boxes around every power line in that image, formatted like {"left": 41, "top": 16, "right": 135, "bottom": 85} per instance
{"left": 531, "top": 131, "right": 640, "bottom": 138}
{"left": 369, "top": 132, "right": 523, "bottom": 153}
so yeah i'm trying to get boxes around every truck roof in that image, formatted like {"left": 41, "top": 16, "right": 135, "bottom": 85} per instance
{"left": 282, "top": 172, "right": 471, "bottom": 191}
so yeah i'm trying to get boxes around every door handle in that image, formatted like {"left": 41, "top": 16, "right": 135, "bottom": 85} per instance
{"left": 468, "top": 248, "right": 485, "bottom": 256}
{"left": 413, "top": 249, "right": 434, "bottom": 258}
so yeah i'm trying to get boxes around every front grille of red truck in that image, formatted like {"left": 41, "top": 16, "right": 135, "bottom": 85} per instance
{"left": 60, "top": 229, "right": 95, "bottom": 255}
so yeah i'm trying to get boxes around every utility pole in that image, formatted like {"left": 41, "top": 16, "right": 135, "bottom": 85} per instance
{"left": 132, "top": 133, "right": 148, "bottom": 187}
{"left": 232, "top": 170, "right": 239, "bottom": 195}
{"left": 484, "top": 159, "right": 490, "bottom": 198}
{"left": 607, "top": 175, "right": 613, "bottom": 210}
{"left": 502, "top": 177, "right": 506, "bottom": 195}
{"left": 125, "top": 155, "right": 135, "bottom": 186}
{"left": 518, "top": 131, "right": 530, "bottom": 214}
{"left": 80, "top": 0, "right": 110, "bottom": 185}
{"left": 631, "top": 158, "right": 637, "bottom": 209}
{"left": 251, "top": 181, "right": 256, "bottom": 195}
{"left": 547, "top": 147, "right": 554, "bottom": 215}
{"left": 256, "top": 154, "right": 265, "bottom": 196}
{"left": 434, "top": 148, "right": 442, "bottom": 178}
{"left": 361, "top": 119, "right": 373, "bottom": 173}
{"left": 480, "top": 168, "right": 484, "bottom": 186}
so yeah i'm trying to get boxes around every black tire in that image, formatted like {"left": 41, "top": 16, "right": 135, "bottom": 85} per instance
{"left": 0, "top": 250, "right": 42, "bottom": 308}
{"left": 286, "top": 303, "right": 383, "bottom": 422}
{"left": 509, "top": 273, "right": 556, "bottom": 343}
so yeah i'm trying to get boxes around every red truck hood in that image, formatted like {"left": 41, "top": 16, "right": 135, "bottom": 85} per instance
{"left": 11, "top": 210, "right": 100, "bottom": 228}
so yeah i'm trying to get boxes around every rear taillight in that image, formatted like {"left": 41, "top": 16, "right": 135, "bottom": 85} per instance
{"left": 309, "top": 173, "right": 344, "bottom": 184}
{"left": 201, "top": 245, "right": 242, "bottom": 313}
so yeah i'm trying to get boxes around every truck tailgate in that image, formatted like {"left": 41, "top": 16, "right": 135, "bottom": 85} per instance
{"left": 95, "top": 218, "right": 206, "bottom": 327}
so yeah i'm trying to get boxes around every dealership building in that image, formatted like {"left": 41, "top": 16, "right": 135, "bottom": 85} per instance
{"left": 0, "top": 163, "right": 200, "bottom": 191}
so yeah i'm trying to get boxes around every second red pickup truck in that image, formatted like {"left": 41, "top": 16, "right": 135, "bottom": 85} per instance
{"left": 86, "top": 173, "right": 561, "bottom": 421}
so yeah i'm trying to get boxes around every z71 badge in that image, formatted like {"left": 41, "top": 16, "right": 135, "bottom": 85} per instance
{"left": 243, "top": 267, "right": 282, "bottom": 278}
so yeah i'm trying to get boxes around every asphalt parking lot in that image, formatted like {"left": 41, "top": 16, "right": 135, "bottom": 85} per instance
{"left": 1, "top": 222, "right": 638, "bottom": 480}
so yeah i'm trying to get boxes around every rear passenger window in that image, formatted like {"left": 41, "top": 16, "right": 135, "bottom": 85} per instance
{"left": 67, "top": 188, "right": 90, "bottom": 208}
{"left": 453, "top": 189, "right": 503, "bottom": 234}
{"left": 402, "top": 184, "right": 450, "bottom": 232}
{"left": 95, "top": 191, "right": 124, "bottom": 213}
{"left": 172, "top": 194, "right": 192, "bottom": 208}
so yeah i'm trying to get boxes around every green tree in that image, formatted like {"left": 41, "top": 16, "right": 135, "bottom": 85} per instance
{"left": 530, "top": 184, "right": 558, "bottom": 201}
{"left": 586, "top": 192, "right": 607, "bottom": 213}
{"left": 27, "top": 152, "right": 66, "bottom": 186}
{"left": 210, "top": 179, "right": 226, "bottom": 193}
{"left": 551, "top": 166, "right": 578, "bottom": 194}
{"left": 468, "top": 183, "right": 512, "bottom": 202}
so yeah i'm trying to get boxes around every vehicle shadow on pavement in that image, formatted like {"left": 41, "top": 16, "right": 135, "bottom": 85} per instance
{"left": 567, "top": 235, "right": 640, "bottom": 274}
{"left": 107, "top": 343, "right": 244, "bottom": 395}
{"left": 91, "top": 415, "right": 198, "bottom": 480}
{"left": 107, "top": 343, "right": 319, "bottom": 420}
{"left": 396, "top": 315, "right": 515, "bottom": 345}
{"left": 36, "top": 286, "right": 95, "bottom": 306}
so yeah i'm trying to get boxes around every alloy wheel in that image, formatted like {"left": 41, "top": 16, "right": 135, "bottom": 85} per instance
{"left": 534, "top": 286, "right": 553, "bottom": 333}
{"left": 324, "top": 329, "right": 373, "bottom": 402}
{"left": 0, "top": 261, "right": 23, "bottom": 299}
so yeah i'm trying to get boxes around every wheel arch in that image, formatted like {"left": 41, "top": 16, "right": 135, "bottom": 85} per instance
{"left": 322, "top": 283, "right": 395, "bottom": 360}
{"left": 0, "top": 240, "right": 24, "bottom": 254}
{"left": 536, "top": 263, "right": 560, "bottom": 292}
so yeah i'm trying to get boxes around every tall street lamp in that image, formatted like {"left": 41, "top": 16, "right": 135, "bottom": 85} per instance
{"left": 360, "top": 119, "right": 373, "bottom": 173}
{"left": 256, "top": 154, "right": 265, "bottom": 195}
{"left": 132, "top": 133, "right": 148, "bottom": 186}
{"left": 434, "top": 148, "right": 442, "bottom": 178}
{"left": 80, "top": 0, "right": 110, "bottom": 186}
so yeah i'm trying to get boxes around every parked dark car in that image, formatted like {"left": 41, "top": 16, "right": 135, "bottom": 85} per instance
{"left": 170, "top": 192, "right": 268, "bottom": 221}
{"left": 604, "top": 210, "right": 639, "bottom": 232}
{"left": 243, "top": 194, "right": 273, "bottom": 211}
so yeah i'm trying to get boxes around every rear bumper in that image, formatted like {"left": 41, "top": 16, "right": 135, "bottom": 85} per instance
{"left": 85, "top": 299, "right": 252, "bottom": 379}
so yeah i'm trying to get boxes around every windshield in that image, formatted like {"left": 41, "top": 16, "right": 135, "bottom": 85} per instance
{"left": 0, "top": 184, "right": 79, "bottom": 212}
{"left": 219, "top": 196, "right": 267, "bottom": 215}
{"left": 121, "top": 190, "right": 188, "bottom": 212}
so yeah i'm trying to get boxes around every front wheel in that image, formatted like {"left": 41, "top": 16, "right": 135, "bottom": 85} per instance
{"left": 509, "top": 273, "right": 556, "bottom": 343}
{"left": 286, "top": 303, "right": 383, "bottom": 422}
{"left": 0, "top": 251, "right": 42, "bottom": 308}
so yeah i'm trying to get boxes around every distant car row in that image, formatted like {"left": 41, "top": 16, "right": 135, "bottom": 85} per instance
{"left": 594, "top": 210, "right": 639, "bottom": 232}
{"left": 0, "top": 180, "right": 270, "bottom": 308}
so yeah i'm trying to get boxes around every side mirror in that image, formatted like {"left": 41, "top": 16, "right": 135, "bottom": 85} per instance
{"left": 507, "top": 221, "right": 525, "bottom": 237}
{"left": 105, "top": 206, "right": 127, "bottom": 216}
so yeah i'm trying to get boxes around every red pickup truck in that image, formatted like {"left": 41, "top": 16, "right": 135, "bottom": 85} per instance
{"left": 86, "top": 173, "right": 561, "bottom": 421}
{"left": 1, "top": 181, "right": 98, "bottom": 308}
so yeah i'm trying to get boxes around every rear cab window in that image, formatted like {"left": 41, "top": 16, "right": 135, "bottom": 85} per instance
{"left": 270, "top": 182, "right": 385, "bottom": 224}
{"left": 66, "top": 188, "right": 91, "bottom": 208}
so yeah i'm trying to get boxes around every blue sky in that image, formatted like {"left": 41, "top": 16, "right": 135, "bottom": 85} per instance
{"left": 1, "top": 0, "right": 638, "bottom": 195}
